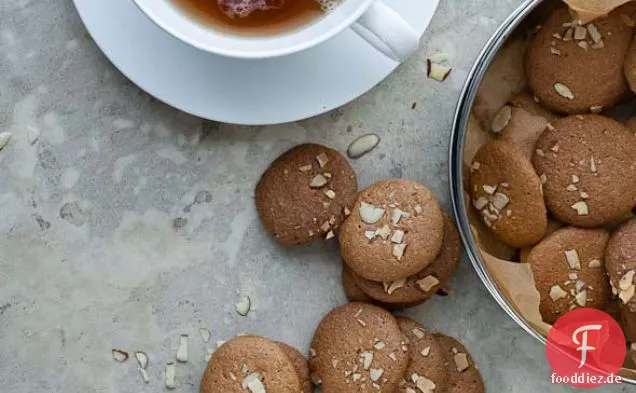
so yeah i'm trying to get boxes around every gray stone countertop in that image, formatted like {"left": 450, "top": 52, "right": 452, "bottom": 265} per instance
{"left": 0, "top": 0, "right": 629, "bottom": 392}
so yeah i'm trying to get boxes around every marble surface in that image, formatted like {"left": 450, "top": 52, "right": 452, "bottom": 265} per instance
{"left": 0, "top": 0, "right": 630, "bottom": 392}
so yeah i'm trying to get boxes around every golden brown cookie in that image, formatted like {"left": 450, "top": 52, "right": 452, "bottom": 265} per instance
{"left": 342, "top": 264, "right": 375, "bottom": 303}
{"left": 434, "top": 333, "right": 485, "bottom": 393}
{"left": 396, "top": 317, "right": 448, "bottom": 393}
{"left": 626, "top": 40, "right": 636, "bottom": 93}
{"left": 200, "top": 335, "right": 301, "bottom": 393}
{"left": 527, "top": 227, "right": 612, "bottom": 324}
{"left": 351, "top": 213, "right": 460, "bottom": 305}
{"left": 255, "top": 143, "right": 358, "bottom": 245}
{"left": 509, "top": 91, "right": 561, "bottom": 123}
{"left": 470, "top": 140, "right": 547, "bottom": 247}
{"left": 276, "top": 342, "right": 312, "bottom": 393}
{"left": 605, "top": 219, "right": 636, "bottom": 313}
{"left": 532, "top": 114, "right": 636, "bottom": 227}
{"left": 309, "top": 302, "right": 410, "bottom": 393}
{"left": 525, "top": 7, "right": 633, "bottom": 114}
{"left": 495, "top": 105, "right": 550, "bottom": 160}
{"left": 339, "top": 179, "right": 444, "bottom": 282}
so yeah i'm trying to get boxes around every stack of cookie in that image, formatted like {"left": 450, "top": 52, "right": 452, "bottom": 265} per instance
{"left": 338, "top": 180, "right": 461, "bottom": 308}
{"left": 468, "top": 4, "right": 636, "bottom": 338}
{"left": 309, "top": 302, "right": 484, "bottom": 393}
{"left": 198, "top": 144, "right": 476, "bottom": 393}
{"left": 256, "top": 144, "right": 462, "bottom": 310}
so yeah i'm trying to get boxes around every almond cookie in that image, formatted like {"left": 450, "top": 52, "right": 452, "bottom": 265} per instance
{"left": 342, "top": 264, "right": 375, "bottom": 303}
{"left": 605, "top": 219, "right": 636, "bottom": 317}
{"left": 626, "top": 40, "right": 636, "bottom": 93}
{"left": 494, "top": 105, "right": 550, "bottom": 160}
{"left": 309, "top": 302, "right": 410, "bottom": 393}
{"left": 339, "top": 179, "right": 444, "bottom": 282}
{"left": 509, "top": 91, "right": 561, "bottom": 123}
{"left": 255, "top": 143, "right": 358, "bottom": 245}
{"left": 532, "top": 114, "right": 636, "bottom": 227}
{"left": 525, "top": 7, "right": 632, "bottom": 114}
{"left": 470, "top": 140, "right": 547, "bottom": 247}
{"left": 527, "top": 227, "right": 612, "bottom": 324}
{"left": 200, "top": 335, "right": 301, "bottom": 393}
{"left": 276, "top": 342, "right": 312, "bottom": 393}
{"left": 434, "top": 333, "right": 485, "bottom": 393}
{"left": 397, "top": 317, "right": 448, "bottom": 393}
{"left": 351, "top": 212, "right": 460, "bottom": 305}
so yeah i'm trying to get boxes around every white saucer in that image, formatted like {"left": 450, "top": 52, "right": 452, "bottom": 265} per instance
{"left": 73, "top": 0, "right": 439, "bottom": 125}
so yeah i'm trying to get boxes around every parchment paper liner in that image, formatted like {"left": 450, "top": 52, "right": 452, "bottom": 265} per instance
{"left": 462, "top": 0, "right": 636, "bottom": 378}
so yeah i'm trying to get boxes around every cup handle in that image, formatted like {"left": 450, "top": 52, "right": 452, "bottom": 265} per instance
{"left": 350, "top": 1, "right": 420, "bottom": 62}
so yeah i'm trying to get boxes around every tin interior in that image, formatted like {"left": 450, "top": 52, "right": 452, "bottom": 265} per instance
{"left": 449, "top": 0, "right": 636, "bottom": 384}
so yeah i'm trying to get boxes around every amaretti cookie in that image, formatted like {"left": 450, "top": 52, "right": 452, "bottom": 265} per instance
{"left": 434, "top": 334, "right": 485, "bottom": 393}
{"left": 255, "top": 143, "right": 358, "bottom": 245}
{"left": 309, "top": 302, "right": 410, "bottom": 393}
{"left": 339, "top": 180, "right": 444, "bottom": 282}
{"left": 525, "top": 7, "right": 633, "bottom": 114}
{"left": 397, "top": 317, "right": 448, "bottom": 393}
{"left": 532, "top": 115, "right": 636, "bottom": 227}
{"left": 492, "top": 104, "right": 550, "bottom": 160}
{"left": 470, "top": 140, "right": 547, "bottom": 247}
{"left": 350, "top": 212, "right": 460, "bottom": 305}
{"left": 200, "top": 335, "right": 301, "bottom": 393}
{"left": 277, "top": 342, "right": 312, "bottom": 393}
{"left": 527, "top": 227, "right": 612, "bottom": 324}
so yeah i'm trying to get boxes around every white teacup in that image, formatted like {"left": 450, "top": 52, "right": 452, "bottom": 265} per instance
{"left": 133, "top": 0, "right": 420, "bottom": 61}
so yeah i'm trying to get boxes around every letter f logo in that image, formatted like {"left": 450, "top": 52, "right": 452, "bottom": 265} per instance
{"left": 572, "top": 324, "right": 602, "bottom": 368}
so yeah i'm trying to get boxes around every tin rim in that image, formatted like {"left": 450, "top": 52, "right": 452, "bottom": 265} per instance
{"left": 448, "top": 0, "right": 636, "bottom": 385}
